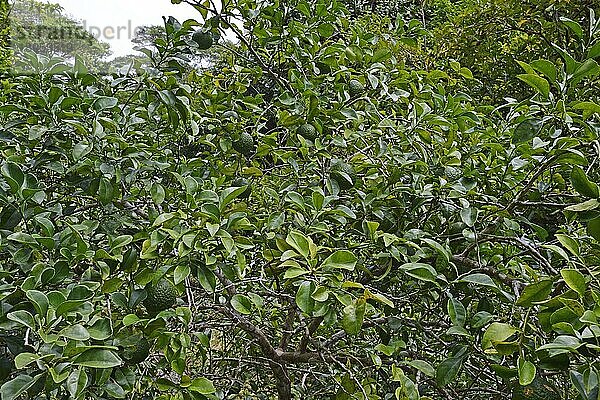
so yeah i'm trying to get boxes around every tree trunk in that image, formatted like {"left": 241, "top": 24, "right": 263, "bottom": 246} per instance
{"left": 269, "top": 361, "right": 292, "bottom": 400}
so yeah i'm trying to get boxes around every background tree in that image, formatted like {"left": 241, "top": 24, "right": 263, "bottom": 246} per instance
{"left": 431, "top": 0, "right": 600, "bottom": 101}
{"left": 0, "top": 0, "right": 11, "bottom": 71}
{"left": 10, "top": 0, "right": 110, "bottom": 69}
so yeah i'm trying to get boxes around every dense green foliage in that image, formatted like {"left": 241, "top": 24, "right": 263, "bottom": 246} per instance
{"left": 0, "top": 0, "right": 10, "bottom": 72}
{"left": 1, "top": 0, "right": 600, "bottom": 399}
{"left": 432, "top": 0, "right": 600, "bottom": 101}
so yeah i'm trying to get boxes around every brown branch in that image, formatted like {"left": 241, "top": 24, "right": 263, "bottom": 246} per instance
{"left": 481, "top": 234, "right": 558, "bottom": 275}
{"left": 278, "top": 306, "right": 297, "bottom": 351}
{"left": 296, "top": 316, "right": 323, "bottom": 353}
{"left": 452, "top": 255, "right": 516, "bottom": 288}
{"left": 216, "top": 305, "right": 277, "bottom": 359}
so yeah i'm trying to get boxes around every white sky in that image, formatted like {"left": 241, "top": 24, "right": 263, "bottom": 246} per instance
{"left": 40, "top": 0, "right": 201, "bottom": 58}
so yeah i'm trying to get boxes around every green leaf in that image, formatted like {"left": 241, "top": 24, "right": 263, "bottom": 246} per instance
{"left": 556, "top": 234, "right": 580, "bottom": 257}
{"left": 375, "top": 343, "right": 396, "bottom": 356}
{"left": 341, "top": 297, "right": 366, "bottom": 335}
{"left": 512, "top": 119, "right": 541, "bottom": 144}
{"left": 283, "top": 265, "right": 309, "bottom": 279}
{"left": 364, "top": 289, "right": 394, "bottom": 308}
{"left": 559, "top": 17, "right": 583, "bottom": 38}
{"left": 471, "top": 311, "right": 494, "bottom": 329}
{"left": 93, "top": 97, "right": 118, "bottom": 111}
{"left": 517, "top": 357, "right": 536, "bottom": 386}
{"left": 1, "top": 161, "right": 25, "bottom": 194}
{"left": 111, "top": 235, "right": 133, "bottom": 250}
{"left": 516, "top": 280, "right": 553, "bottom": 307}
{"left": 560, "top": 269, "right": 586, "bottom": 297}
{"left": 393, "top": 369, "right": 420, "bottom": 400}
{"left": 517, "top": 74, "right": 550, "bottom": 98}
{"left": 516, "top": 60, "right": 535, "bottom": 74}
{"left": 295, "top": 281, "right": 316, "bottom": 314}
{"left": 73, "top": 349, "right": 122, "bottom": 368}
{"left": 219, "top": 186, "right": 251, "bottom": 210}
{"left": 573, "top": 101, "right": 600, "bottom": 119}
{"left": 565, "top": 199, "right": 600, "bottom": 212}
{"left": 587, "top": 218, "right": 600, "bottom": 241}
{"left": 571, "top": 166, "right": 599, "bottom": 198}
{"left": 398, "top": 263, "right": 438, "bottom": 284}
{"left": 151, "top": 182, "right": 166, "bottom": 205}
{"left": 67, "top": 368, "right": 88, "bottom": 398}
{"left": 530, "top": 59, "right": 557, "bottom": 83}
{"left": 459, "top": 67, "right": 473, "bottom": 79}
{"left": 286, "top": 230, "right": 316, "bottom": 260}
{"left": 320, "top": 250, "right": 357, "bottom": 271}
{"left": 406, "top": 360, "right": 436, "bottom": 377}
{"left": 460, "top": 273, "right": 497, "bottom": 289}
{"left": 122, "top": 314, "right": 140, "bottom": 326}
{"left": 317, "top": 23, "right": 334, "bottom": 37}
{"left": 372, "top": 48, "right": 391, "bottom": 63}
{"left": 60, "top": 324, "right": 91, "bottom": 341}
{"left": 231, "top": 294, "right": 252, "bottom": 315}
{"left": 99, "top": 178, "right": 114, "bottom": 205}
{"left": 285, "top": 191, "right": 305, "bottom": 210}
{"left": 103, "top": 381, "right": 125, "bottom": 398}
{"left": 56, "top": 299, "right": 87, "bottom": 317}
{"left": 571, "top": 59, "right": 600, "bottom": 83}
{"left": 14, "top": 353, "right": 39, "bottom": 369}
{"left": 460, "top": 207, "right": 478, "bottom": 227}
{"left": 588, "top": 40, "right": 600, "bottom": 59}
{"left": 436, "top": 357, "right": 463, "bottom": 386}
{"left": 25, "top": 290, "right": 48, "bottom": 318}
{"left": 551, "top": 44, "right": 578, "bottom": 74}
{"left": 447, "top": 296, "right": 466, "bottom": 327}
{"left": 189, "top": 377, "right": 216, "bottom": 394}
{"left": 482, "top": 323, "right": 518, "bottom": 352}
{"left": 7, "top": 310, "right": 35, "bottom": 329}
{"left": 152, "top": 212, "right": 178, "bottom": 227}
{"left": 73, "top": 141, "right": 93, "bottom": 161}
{"left": 88, "top": 318, "right": 112, "bottom": 340}
{"left": 0, "top": 375, "right": 36, "bottom": 400}
{"left": 570, "top": 370, "right": 592, "bottom": 400}
{"left": 311, "top": 286, "right": 329, "bottom": 302}
{"left": 174, "top": 264, "right": 190, "bottom": 285}
{"left": 196, "top": 264, "right": 216, "bottom": 293}
{"left": 7, "top": 232, "right": 37, "bottom": 245}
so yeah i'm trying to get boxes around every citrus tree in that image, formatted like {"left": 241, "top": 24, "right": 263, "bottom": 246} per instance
{"left": 1, "top": 1, "right": 600, "bottom": 400}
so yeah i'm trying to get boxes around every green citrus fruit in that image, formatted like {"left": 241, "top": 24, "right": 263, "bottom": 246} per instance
{"left": 348, "top": 79, "right": 365, "bottom": 97}
{"left": 143, "top": 279, "right": 177, "bottom": 313}
{"left": 232, "top": 177, "right": 252, "bottom": 199}
{"left": 124, "top": 337, "right": 152, "bottom": 364}
{"left": 445, "top": 166, "right": 462, "bottom": 181}
{"left": 296, "top": 123, "right": 317, "bottom": 140}
{"left": 192, "top": 30, "right": 213, "bottom": 50}
{"left": 330, "top": 160, "right": 357, "bottom": 190}
{"left": 232, "top": 132, "right": 255, "bottom": 156}
{"left": 222, "top": 110, "right": 239, "bottom": 120}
